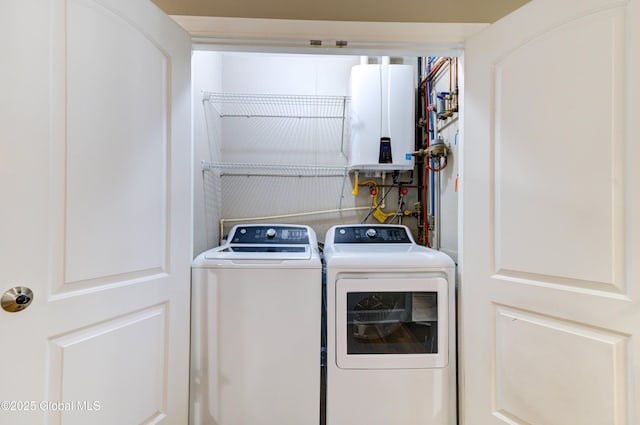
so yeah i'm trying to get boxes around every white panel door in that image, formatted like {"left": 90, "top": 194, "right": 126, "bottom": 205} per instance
{"left": 461, "top": 0, "right": 638, "bottom": 424}
{"left": 0, "top": 1, "right": 191, "bottom": 424}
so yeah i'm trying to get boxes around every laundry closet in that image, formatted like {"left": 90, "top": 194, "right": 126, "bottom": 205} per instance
{"left": 189, "top": 49, "right": 461, "bottom": 425}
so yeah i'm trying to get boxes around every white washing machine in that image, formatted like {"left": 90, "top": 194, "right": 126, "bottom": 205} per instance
{"left": 190, "top": 224, "right": 322, "bottom": 425}
{"left": 323, "top": 224, "right": 456, "bottom": 425}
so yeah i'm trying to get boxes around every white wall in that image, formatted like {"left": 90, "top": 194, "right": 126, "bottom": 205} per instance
{"left": 193, "top": 51, "right": 222, "bottom": 255}
{"left": 427, "top": 58, "right": 459, "bottom": 262}
{"left": 220, "top": 53, "right": 356, "bottom": 96}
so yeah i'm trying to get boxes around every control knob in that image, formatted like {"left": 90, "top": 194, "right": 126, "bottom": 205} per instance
{"left": 266, "top": 228, "right": 277, "bottom": 239}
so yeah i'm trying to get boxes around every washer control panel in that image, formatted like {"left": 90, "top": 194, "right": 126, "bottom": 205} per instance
{"left": 230, "top": 225, "right": 310, "bottom": 244}
{"left": 333, "top": 226, "right": 412, "bottom": 244}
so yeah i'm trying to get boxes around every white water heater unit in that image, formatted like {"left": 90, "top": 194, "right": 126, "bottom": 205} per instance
{"left": 349, "top": 61, "right": 415, "bottom": 171}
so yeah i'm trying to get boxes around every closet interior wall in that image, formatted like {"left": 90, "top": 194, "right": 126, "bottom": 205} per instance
{"left": 419, "top": 57, "right": 459, "bottom": 262}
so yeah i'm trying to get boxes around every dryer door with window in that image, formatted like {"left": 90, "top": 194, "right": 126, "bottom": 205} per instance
{"left": 336, "top": 276, "right": 448, "bottom": 369}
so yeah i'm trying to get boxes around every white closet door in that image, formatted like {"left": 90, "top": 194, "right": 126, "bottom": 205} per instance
{"left": 0, "top": 1, "right": 191, "bottom": 424}
{"left": 461, "top": 0, "right": 638, "bottom": 424}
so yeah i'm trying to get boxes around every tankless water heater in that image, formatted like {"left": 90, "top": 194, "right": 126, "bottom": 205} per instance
{"left": 349, "top": 63, "right": 415, "bottom": 171}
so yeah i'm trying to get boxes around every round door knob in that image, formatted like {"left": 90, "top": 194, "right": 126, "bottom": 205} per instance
{"left": 2, "top": 287, "right": 34, "bottom": 313}
{"left": 266, "top": 228, "right": 277, "bottom": 239}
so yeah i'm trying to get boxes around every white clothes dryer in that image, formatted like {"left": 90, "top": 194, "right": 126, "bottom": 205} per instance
{"left": 190, "top": 224, "right": 322, "bottom": 425}
{"left": 323, "top": 224, "right": 456, "bottom": 425}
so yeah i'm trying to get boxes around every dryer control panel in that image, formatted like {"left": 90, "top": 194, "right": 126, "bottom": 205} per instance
{"left": 333, "top": 226, "right": 412, "bottom": 244}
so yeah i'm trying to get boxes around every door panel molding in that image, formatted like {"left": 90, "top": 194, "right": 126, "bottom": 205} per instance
{"left": 491, "top": 6, "right": 627, "bottom": 293}
{"left": 491, "top": 270, "right": 631, "bottom": 299}
{"left": 47, "top": 304, "right": 169, "bottom": 425}
{"left": 492, "top": 304, "right": 629, "bottom": 425}
{"left": 49, "top": 0, "right": 174, "bottom": 295}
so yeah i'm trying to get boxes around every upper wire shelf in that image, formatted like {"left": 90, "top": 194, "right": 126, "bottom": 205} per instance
{"left": 202, "top": 92, "right": 350, "bottom": 119}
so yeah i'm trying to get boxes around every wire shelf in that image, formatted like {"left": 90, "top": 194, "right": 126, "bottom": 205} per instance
{"left": 203, "top": 92, "right": 350, "bottom": 119}
{"left": 202, "top": 161, "right": 348, "bottom": 177}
